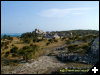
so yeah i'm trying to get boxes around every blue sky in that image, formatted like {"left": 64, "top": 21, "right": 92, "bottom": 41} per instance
{"left": 1, "top": 1, "right": 99, "bottom": 33}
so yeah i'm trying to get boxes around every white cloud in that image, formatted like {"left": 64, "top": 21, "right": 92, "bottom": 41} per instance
{"left": 39, "top": 7, "right": 93, "bottom": 17}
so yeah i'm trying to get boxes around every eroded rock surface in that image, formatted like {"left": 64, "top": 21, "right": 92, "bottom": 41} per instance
{"left": 87, "top": 37, "right": 99, "bottom": 64}
{"left": 57, "top": 37, "right": 99, "bottom": 64}
{"left": 3, "top": 56, "right": 66, "bottom": 74}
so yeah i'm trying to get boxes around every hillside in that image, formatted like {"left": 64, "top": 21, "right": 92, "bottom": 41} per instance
{"left": 1, "top": 29, "right": 99, "bottom": 74}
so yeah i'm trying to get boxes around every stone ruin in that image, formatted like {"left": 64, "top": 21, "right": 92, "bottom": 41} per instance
{"left": 34, "top": 29, "right": 46, "bottom": 34}
{"left": 34, "top": 29, "right": 60, "bottom": 39}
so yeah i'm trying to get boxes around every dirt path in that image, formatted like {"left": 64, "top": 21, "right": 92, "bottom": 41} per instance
{"left": 2, "top": 56, "right": 66, "bottom": 74}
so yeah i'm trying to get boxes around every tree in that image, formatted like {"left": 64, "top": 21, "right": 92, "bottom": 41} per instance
{"left": 21, "top": 32, "right": 39, "bottom": 43}
{"left": 2, "top": 35, "right": 13, "bottom": 41}
{"left": 7, "top": 35, "right": 13, "bottom": 40}
{"left": 18, "top": 45, "right": 39, "bottom": 62}
{"left": 2, "top": 34, "right": 7, "bottom": 40}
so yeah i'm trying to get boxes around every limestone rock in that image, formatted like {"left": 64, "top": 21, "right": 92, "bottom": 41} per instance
{"left": 56, "top": 37, "right": 99, "bottom": 64}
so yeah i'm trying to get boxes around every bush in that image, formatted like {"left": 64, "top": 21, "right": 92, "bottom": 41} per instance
{"left": 67, "top": 44, "right": 79, "bottom": 53}
{"left": 2, "top": 34, "right": 7, "bottom": 40}
{"left": 31, "top": 45, "right": 39, "bottom": 51}
{"left": 2, "top": 35, "right": 13, "bottom": 41}
{"left": 7, "top": 36, "right": 13, "bottom": 40}
{"left": 33, "top": 38, "right": 38, "bottom": 42}
{"left": 10, "top": 46, "right": 18, "bottom": 53}
{"left": 79, "top": 44, "right": 90, "bottom": 53}
{"left": 18, "top": 45, "right": 40, "bottom": 62}
{"left": 12, "top": 44, "right": 14, "bottom": 46}
{"left": 1, "top": 42, "right": 4, "bottom": 47}
{"left": 67, "top": 43, "right": 90, "bottom": 54}
{"left": 1, "top": 41, "right": 10, "bottom": 48}
{"left": 48, "top": 39, "right": 54, "bottom": 43}
{"left": 46, "top": 42, "right": 50, "bottom": 46}
{"left": 21, "top": 32, "right": 39, "bottom": 43}
{"left": 48, "top": 38, "right": 58, "bottom": 43}
{"left": 81, "top": 37, "right": 87, "bottom": 42}
{"left": 24, "top": 38, "right": 31, "bottom": 43}
{"left": 5, "top": 51, "right": 10, "bottom": 57}
{"left": 61, "top": 37, "right": 66, "bottom": 40}
{"left": 66, "top": 40, "right": 71, "bottom": 44}
{"left": 4, "top": 45, "right": 8, "bottom": 49}
{"left": 54, "top": 39, "right": 58, "bottom": 42}
{"left": 12, "top": 53, "right": 18, "bottom": 57}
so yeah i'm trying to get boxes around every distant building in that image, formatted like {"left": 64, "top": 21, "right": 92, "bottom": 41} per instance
{"left": 34, "top": 28, "right": 46, "bottom": 34}
{"left": 53, "top": 33, "right": 60, "bottom": 39}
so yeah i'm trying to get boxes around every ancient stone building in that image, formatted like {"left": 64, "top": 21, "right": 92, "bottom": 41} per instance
{"left": 53, "top": 33, "right": 60, "bottom": 39}
{"left": 34, "top": 29, "right": 46, "bottom": 35}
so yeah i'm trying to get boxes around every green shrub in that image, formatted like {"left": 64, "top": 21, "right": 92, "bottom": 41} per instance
{"left": 61, "top": 37, "right": 66, "bottom": 40}
{"left": 5, "top": 51, "right": 10, "bottom": 57}
{"left": 79, "top": 44, "right": 90, "bottom": 53}
{"left": 67, "top": 44, "right": 79, "bottom": 53}
{"left": 12, "top": 44, "right": 14, "bottom": 46}
{"left": 1, "top": 42, "right": 4, "bottom": 47}
{"left": 67, "top": 43, "right": 90, "bottom": 54}
{"left": 66, "top": 40, "right": 71, "bottom": 44}
{"left": 2, "top": 35, "right": 13, "bottom": 41}
{"left": 46, "top": 42, "right": 50, "bottom": 46}
{"left": 48, "top": 38, "right": 58, "bottom": 43}
{"left": 10, "top": 46, "right": 18, "bottom": 53}
{"left": 1, "top": 41, "right": 10, "bottom": 48}
{"left": 24, "top": 38, "right": 31, "bottom": 43}
{"left": 31, "top": 45, "right": 39, "bottom": 51}
{"left": 54, "top": 39, "right": 58, "bottom": 42}
{"left": 18, "top": 45, "right": 39, "bottom": 62}
{"left": 4, "top": 45, "right": 8, "bottom": 49}
{"left": 12, "top": 53, "right": 17, "bottom": 57}
{"left": 48, "top": 39, "right": 54, "bottom": 43}
{"left": 21, "top": 32, "right": 39, "bottom": 43}
{"left": 33, "top": 38, "right": 38, "bottom": 42}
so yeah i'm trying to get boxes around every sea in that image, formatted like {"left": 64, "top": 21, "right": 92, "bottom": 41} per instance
{"left": 1, "top": 33, "right": 22, "bottom": 38}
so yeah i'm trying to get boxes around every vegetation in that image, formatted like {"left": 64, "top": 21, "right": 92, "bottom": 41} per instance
{"left": 61, "top": 37, "right": 67, "bottom": 40}
{"left": 46, "top": 38, "right": 58, "bottom": 46}
{"left": 1, "top": 41, "right": 10, "bottom": 48}
{"left": 67, "top": 43, "right": 90, "bottom": 54}
{"left": 1, "top": 30, "right": 99, "bottom": 73}
{"left": 66, "top": 40, "right": 72, "bottom": 44}
{"left": 4, "top": 45, "right": 8, "bottom": 49}
{"left": 10, "top": 46, "right": 18, "bottom": 53}
{"left": 2, "top": 34, "right": 13, "bottom": 41}
{"left": 21, "top": 32, "right": 39, "bottom": 43}
{"left": 5, "top": 51, "right": 10, "bottom": 57}
{"left": 17, "top": 45, "right": 40, "bottom": 62}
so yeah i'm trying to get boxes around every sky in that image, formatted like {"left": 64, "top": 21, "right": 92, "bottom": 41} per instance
{"left": 1, "top": 1, "right": 99, "bottom": 33}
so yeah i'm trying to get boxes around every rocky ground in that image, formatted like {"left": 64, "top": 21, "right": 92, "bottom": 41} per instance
{"left": 56, "top": 37, "right": 99, "bottom": 64}
{"left": 2, "top": 56, "right": 67, "bottom": 74}
{"left": 2, "top": 37, "right": 99, "bottom": 74}
{"left": 1, "top": 52, "right": 92, "bottom": 74}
